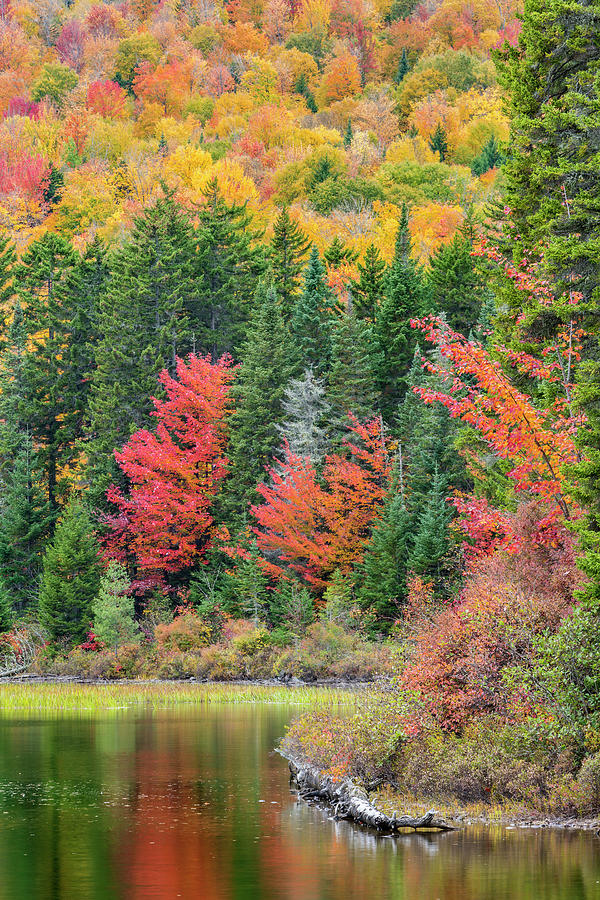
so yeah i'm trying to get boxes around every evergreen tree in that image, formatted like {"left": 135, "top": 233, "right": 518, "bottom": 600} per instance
{"left": 194, "top": 179, "right": 265, "bottom": 357}
{"left": 277, "top": 368, "right": 331, "bottom": 466}
{"left": 0, "top": 232, "right": 15, "bottom": 349}
{"left": 92, "top": 561, "right": 138, "bottom": 658}
{"left": 225, "top": 283, "right": 296, "bottom": 518}
{"left": 0, "top": 575, "right": 13, "bottom": 633}
{"left": 270, "top": 578, "right": 314, "bottom": 633}
{"left": 471, "top": 134, "right": 505, "bottom": 176}
{"left": 295, "top": 72, "right": 317, "bottom": 112}
{"left": 354, "top": 244, "right": 387, "bottom": 319}
{"left": 16, "top": 233, "right": 77, "bottom": 509}
{"left": 323, "top": 236, "right": 359, "bottom": 268}
{"left": 358, "top": 486, "right": 413, "bottom": 625}
{"left": 375, "top": 213, "right": 431, "bottom": 421}
{"left": 291, "top": 247, "right": 333, "bottom": 375}
{"left": 427, "top": 232, "right": 482, "bottom": 335}
{"left": 429, "top": 122, "right": 448, "bottom": 161}
{"left": 408, "top": 468, "right": 452, "bottom": 578}
{"left": 321, "top": 569, "right": 356, "bottom": 630}
{"left": 87, "top": 196, "right": 195, "bottom": 502}
{"left": 496, "top": 0, "right": 600, "bottom": 606}
{"left": 221, "top": 542, "right": 270, "bottom": 623}
{"left": 327, "top": 309, "right": 381, "bottom": 439}
{"left": 343, "top": 118, "right": 353, "bottom": 149}
{"left": 395, "top": 48, "right": 409, "bottom": 83}
{"left": 270, "top": 207, "right": 311, "bottom": 317}
{"left": 157, "top": 133, "right": 168, "bottom": 157}
{"left": 0, "top": 430, "right": 52, "bottom": 612}
{"left": 38, "top": 497, "right": 102, "bottom": 644}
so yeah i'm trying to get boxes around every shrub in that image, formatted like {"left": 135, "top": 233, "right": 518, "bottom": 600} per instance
{"left": 155, "top": 611, "right": 212, "bottom": 652}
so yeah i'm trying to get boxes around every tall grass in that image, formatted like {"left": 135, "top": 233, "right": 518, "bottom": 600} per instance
{"left": 0, "top": 682, "right": 364, "bottom": 716}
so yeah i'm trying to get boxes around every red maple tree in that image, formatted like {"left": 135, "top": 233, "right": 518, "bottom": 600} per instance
{"left": 106, "top": 354, "right": 236, "bottom": 582}
{"left": 251, "top": 417, "right": 392, "bottom": 589}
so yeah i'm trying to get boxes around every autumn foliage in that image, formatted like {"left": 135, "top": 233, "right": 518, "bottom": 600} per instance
{"left": 252, "top": 418, "right": 392, "bottom": 588}
{"left": 106, "top": 355, "right": 236, "bottom": 580}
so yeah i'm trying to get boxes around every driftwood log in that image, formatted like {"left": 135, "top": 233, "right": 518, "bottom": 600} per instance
{"left": 282, "top": 752, "right": 454, "bottom": 834}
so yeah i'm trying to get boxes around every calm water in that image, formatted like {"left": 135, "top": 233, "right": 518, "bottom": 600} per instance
{"left": 0, "top": 703, "right": 599, "bottom": 899}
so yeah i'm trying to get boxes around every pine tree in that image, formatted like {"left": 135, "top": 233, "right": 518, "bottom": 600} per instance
{"left": 428, "top": 122, "right": 448, "bottom": 162}
{"left": 395, "top": 48, "right": 409, "bottom": 83}
{"left": 408, "top": 468, "right": 452, "bottom": 578}
{"left": 327, "top": 309, "right": 381, "bottom": 439}
{"left": 270, "top": 207, "right": 311, "bottom": 318}
{"left": 277, "top": 368, "right": 331, "bottom": 466}
{"left": 343, "top": 118, "right": 353, "bottom": 149}
{"left": 157, "top": 133, "right": 168, "bottom": 157}
{"left": 225, "top": 283, "right": 297, "bottom": 519}
{"left": 194, "top": 179, "right": 265, "bottom": 357}
{"left": 427, "top": 232, "right": 482, "bottom": 335}
{"left": 38, "top": 497, "right": 102, "bottom": 644}
{"left": 375, "top": 212, "right": 431, "bottom": 422}
{"left": 354, "top": 244, "right": 387, "bottom": 320}
{"left": 92, "top": 561, "right": 138, "bottom": 658}
{"left": 358, "top": 486, "right": 413, "bottom": 625}
{"left": 87, "top": 196, "right": 195, "bottom": 503}
{"left": 291, "top": 247, "right": 333, "bottom": 375}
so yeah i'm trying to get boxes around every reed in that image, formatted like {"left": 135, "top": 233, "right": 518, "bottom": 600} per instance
{"left": 0, "top": 681, "right": 364, "bottom": 716}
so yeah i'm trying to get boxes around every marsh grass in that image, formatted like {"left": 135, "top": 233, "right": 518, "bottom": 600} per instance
{"left": 0, "top": 681, "right": 363, "bottom": 716}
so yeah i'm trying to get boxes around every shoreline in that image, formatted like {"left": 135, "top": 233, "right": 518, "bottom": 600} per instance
{"left": 0, "top": 673, "right": 371, "bottom": 687}
{"left": 281, "top": 749, "right": 600, "bottom": 835}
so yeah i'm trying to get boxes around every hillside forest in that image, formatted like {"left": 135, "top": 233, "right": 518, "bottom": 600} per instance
{"left": 0, "top": 0, "right": 600, "bottom": 817}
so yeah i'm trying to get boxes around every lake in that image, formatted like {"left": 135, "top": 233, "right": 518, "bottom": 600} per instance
{"left": 0, "top": 699, "right": 599, "bottom": 899}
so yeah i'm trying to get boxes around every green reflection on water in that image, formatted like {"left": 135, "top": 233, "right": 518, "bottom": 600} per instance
{"left": 0, "top": 703, "right": 599, "bottom": 900}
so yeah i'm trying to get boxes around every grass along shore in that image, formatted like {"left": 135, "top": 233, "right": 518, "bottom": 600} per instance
{"left": 0, "top": 681, "right": 362, "bottom": 715}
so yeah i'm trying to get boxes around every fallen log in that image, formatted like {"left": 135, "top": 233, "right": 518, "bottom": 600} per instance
{"left": 281, "top": 752, "right": 454, "bottom": 834}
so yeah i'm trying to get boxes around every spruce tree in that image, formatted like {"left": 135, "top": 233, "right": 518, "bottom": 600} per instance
{"left": 496, "top": 0, "right": 600, "bottom": 606}
{"left": 87, "top": 196, "right": 195, "bottom": 502}
{"left": 358, "top": 486, "right": 413, "bottom": 625}
{"left": 0, "top": 430, "right": 52, "bottom": 612}
{"left": 375, "top": 212, "right": 431, "bottom": 421}
{"left": 395, "top": 48, "right": 409, "bottom": 83}
{"left": 471, "top": 134, "right": 505, "bottom": 176}
{"left": 327, "top": 308, "right": 381, "bottom": 439}
{"left": 270, "top": 578, "right": 313, "bottom": 632}
{"left": 323, "top": 236, "right": 359, "bottom": 268}
{"left": 16, "top": 233, "right": 77, "bottom": 509}
{"left": 277, "top": 368, "right": 331, "bottom": 466}
{"left": 38, "top": 497, "right": 102, "bottom": 645}
{"left": 291, "top": 247, "right": 333, "bottom": 375}
{"left": 343, "top": 118, "right": 353, "bottom": 149}
{"left": 0, "top": 232, "right": 15, "bottom": 349}
{"left": 408, "top": 468, "right": 452, "bottom": 579}
{"left": 225, "top": 283, "right": 296, "bottom": 518}
{"left": 427, "top": 232, "right": 482, "bottom": 335}
{"left": 270, "top": 207, "right": 311, "bottom": 318}
{"left": 92, "top": 562, "right": 138, "bottom": 658}
{"left": 355, "top": 244, "right": 387, "bottom": 320}
{"left": 194, "top": 179, "right": 265, "bottom": 357}
{"left": 428, "top": 122, "right": 448, "bottom": 162}
{"left": 0, "top": 575, "right": 13, "bottom": 633}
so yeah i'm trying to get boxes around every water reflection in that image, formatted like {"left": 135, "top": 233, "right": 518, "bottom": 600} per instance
{"left": 0, "top": 705, "right": 599, "bottom": 899}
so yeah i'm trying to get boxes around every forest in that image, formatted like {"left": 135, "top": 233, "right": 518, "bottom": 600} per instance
{"left": 0, "top": 0, "right": 599, "bottom": 818}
